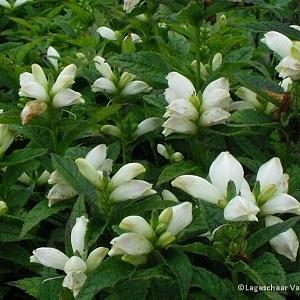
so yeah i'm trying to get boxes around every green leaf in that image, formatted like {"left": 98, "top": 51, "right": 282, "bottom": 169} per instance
{"left": 246, "top": 216, "right": 300, "bottom": 254}
{"left": 51, "top": 154, "right": 98, "bottom": 203}
{"left": 230, "top": 261, "right": 284, "bottom": 300}
{"left": 8, "top": 277, "right": 42, "bottom": 299}
{"left": 108, "top": 52, "right": 170, "bottom": 86}
{"left": 168, "top": 31, "right": 190, "bottom": 55}
{"left": 224, "top": 47, "right": 254, "bottom": 63}
{"left": 164, "top": 249, "right": 193, "bottom": 300}
{"left": 76, "top": 257, "right": 134, "bottom": 300}
{"left": 230, "top": 110, "right": 273, "bottom": 125}
{"left": 0, "top": 148, "right": 48, "bottom": 167}
{"left": 250, "top": 253, "right": 286, "bottom": 286}
{"left": 157, "top": 161, "right": 198, "bottom": 186}
{"left": 286, "top": 273, "right": 300, "bottom": 296}
{"left": 192, "top": 266, "right": 235, "bottom": 299}
{"left": 0, "top": 220, "right": 33, "bottom": 242}
{"left": 20, "top": 200, "right": 69, "bottom": 238}
{"left": 89, "top": 104, "right": 122, "bottom": 123}
{"left": 170, "top": 242, "right": 210, "bottom": 257}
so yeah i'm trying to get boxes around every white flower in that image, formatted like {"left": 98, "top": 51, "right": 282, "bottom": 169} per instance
{"left": 265, "top": 215, "right": 299, "bottom": 261}
{"left": 172, "top": 152, "right": 259, "bottom": 221}
{"left": 75, "top": 152, "right": 156, "bottom": 202}
{"left": 19, "top": 64, "right": 84, "bottom": 124}
{"left": 30, "top": 216, "right": 108, "bottom": 297}
{"left": 94, "top": 56, "right": 114, "bottom": 80}
{"left": 123, "top": 0, "right": 141, "bottom": 13}
{"left": 120, "top": 80, "right": 151, "bottom": 96}
{"left": 133, "top": 117, "right": 163, "bottom": 137}
{"left": 255, "top": 157, "right": 300, "bottom": 216}
{"left": 162, "top": 190, "right": 179, "bottom": 202}
{"left": 163, "top": 73, "right": 232, "bottom": 136}
{"left": 0, "top": 0, "right": 31, "bottom": 8}
{"left": 97, "top": 27, "right": 117, "bottom": 40}
{"left": 47, "top": 46, "right": 60, "bottom": 70}
{"left": 224, "top": 196, "right": 260, "bottom": 221}
{"left": 0, "top": 0, "right": 11, "bottom": 8}
{"left": 261, "top": 31, "right": 300, "bottom": 79}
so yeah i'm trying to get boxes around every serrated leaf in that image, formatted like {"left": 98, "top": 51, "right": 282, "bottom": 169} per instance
{"left": 8, "top": 277, "right": 42, "bottom": 299}
{"left": 246, "top": 216, "right": 300, "bottom": 254}
{"left": 164, "top": 249, "right": 193, "bottom": 300}
{"left": 230, "top": 261, "right": 284, "bottom": 300}
{"left": 157, "top": 161, "right": 198, "bottom": 186}
{"left": 250, "top": 252, "right": 286, "bottom": 286}
{"left": 76, "top": 257, "right": 134, "bottom": 300}
{"left": 89, "top": 104, "right": 122, "bottom": 123}
{"left": 0, "top": 148, "right": 48, "bottom": 167}
{"left": 108, "top": 52, "right": 170, "bottom": 86}
{"left": 171, "top": 242, "right": 210, "bottom": 257}
{"left": 230, "top": 109, "right": 273, "bottom": 125}
{"left": 168, "top": 31, "right": 190, "bottom": 55}
{"left": 224, "top": 47, "right": 254, "bottom": 63}
{"left": 20, "top": 200, "right": 69, "bottom": 238}
{"left": 192, "top": 266, "right": 235, "bottom": 299}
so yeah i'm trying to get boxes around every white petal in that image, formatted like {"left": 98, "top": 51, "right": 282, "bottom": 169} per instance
{"left": 71, "top": 216, "right": 88, "bottom": 256}
{"left": 62, "top": 272, "right": 87, "bottom": 297}
{"left": 224, "top": 196, "right": 260, "bottom": 222}
{"left": 261, "top": 193, "right": 300, "bottom": 215}
{"left": 209, "top": 151, "right": 244, "bottom": 196}
{"left": 110, "top": 180, "right": 153, "bottom": 202}
{"left": 31, "top": 64, "right": 48, "bottom": 87}
{"left": 19, "top": 72, "right": 49, "bottom": 102}
{"left": 291, "top": 25, "right": 300, "bottom": 32}
{"left": 131, "top": 33, "right": 142, "bottom": 43}
{"left": 256, "top": 157, "right": 283, "bottom": 191}
{"left": 162, "top": 117, "right": 198, "bottom": 136}
{"left": 94, "top": 56, "right": 114, "bottom": 79}
{"left": 202, "top": 88, "right": 231, "bottom": 110}
{"left": 165, "top": 98, "right": 199, "bottom": 121}
{"left": 85, "top": 144, "right": 107, "bottom": 170}
{"left": 64, "top": 256, "right": 87, "bottom": 273}
{"left": 111, "top": 163, "right": 145, "bottom": 188}
{"left": 120, "top": 80, "right": 151, "bottom": 96}
{"left": 96, "top": 27, "right": 117, "bottom": 40}
{"left": 164, "top": 87, "right": 179, "bottom": 103}
{"left": 157, "top": 144, "right": 169, "bottom": 159}
{"left": 280, "top": 77, "right": 293, "bottom": 92}
{"left": 123, "top": 0, "right": 141, "bottom": 13}
{"left": 52, "top": 88, "right": 84, "bottom": 107}
{"left": 134, "top": 117, "right": 163, "bottom": 137}
{"left": 171, "top": 175, "right": 223, "bottom": 205}
{"left": 265, "top": 215, "right": 299, "bottom": 261}
{"left": 75, "top": 158, "right": 103, "bottom": 187}
{"left": 199, "top": 107, "right": 231, "bottom": 127}
{"left": 30, "top": 247, "right": 69, "bottom": 270}
{"left": 51, "top": 64, "right": 77, "bottom": 94}
{"left": 0, "top": 0, "right": 11, "bottom": 8}
{"left": 47, "top": 46, "right": 60, "bottom": 70}
{"left": 48, "top": 170, "right": 68, "bottom": 185}
{"left": 47, "top": 183, "right": 77, "bottom": 206}
{"left": 167, "top": 202, "right": 193, "bottom": 235}
{"left": 86, "top": 247, "right": 108, "bottom": 272}
{"left": 275, "top": 56, "right": 300, "bottom": 80}
{"left": 92, "top": 77, "right": 117, "bottom": 94}
{"left": 165, "top": 72, "right": 195, "bottom": 101}
{"left": 14, "top": 0, "right": 31, "bottom": 7}
{"left": 202, "top": 78, "right": 229, "bottom": 99}
{"left": 119, "top": 216, "right": 155, "bottom": 240}
{"left": 162, "top": 190, "right": 179, "bottom": 202}
{"left": 109, "top": 232, "right": 153, "bottom": 255}
{"left": 261, "top": 31, "right": 292, "bottom": 58}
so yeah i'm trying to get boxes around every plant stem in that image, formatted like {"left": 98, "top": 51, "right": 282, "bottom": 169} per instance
{"left": 195, "top": 25, "right": 202, "bottom": 89}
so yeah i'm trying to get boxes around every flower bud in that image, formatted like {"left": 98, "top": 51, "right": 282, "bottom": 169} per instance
{"left": 101, "top": 125, "right": 121, "bottom": 138}
{"left": 47, "top": 46, "right": 60, "bottom": 70}
{"left": 157, "top": 144, "right": 169, "bottom": 159}
{"left": 119, "top": 72, "right": 135, "bottom": 88}
{"left": 120, "top": 80, "right": 151, "bottom": 96}
{"left": 156, "top": 231, "right": 176, "bottom": 248}
{"left": 75, "top": 158, "right": 103, "bottom": 188}
{"left": 162, "top": 190, "right": 179, "bottom": 202}
{"left": 20, "top": 100, "right": 48, "bottom": 125}
{"left": 134, "top": 117, "right": 163, "bottom": 137}
{"left": 219, "top": 14, "right": 227, "bottom": 28}
{"left": 158, "top": 207, "right": 173, "bottom": 225}
{"left": 291, "top": 41, "right": 300, "bottom": 60}
{"left": 212, "top": 53, "right": 222, "bottom": 71}
{"left": 86, "top": 247, "right": 108, "bottom": 272}
{"left": 0, "top": 201, "right": 8, "bottom": 215}
{"left": 97, "top": 26, "right": 117, "bottom": 40}
{"left": 171, "top": 152, "right": 184, "bottom": 162}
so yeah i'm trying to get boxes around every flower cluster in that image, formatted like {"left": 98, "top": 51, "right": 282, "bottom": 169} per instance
{"left": 92, "top": 56, "right": 151, "bottom": 96}
{"left": 162, "top": 72, "right": 232, "bottom": 136}
{"left": 19, "top": 64, "right": 84, "bottom": 124}
{"left": 172, "top": 152, "right": 300, "bottom": 261}
{"left": 262, "top": 29, "right": 300, "bottom": 80}
{"left": 30, "top": 216, "right": 108, "bottom": 297}
{"left": 109, "top": 202, "right": 193, "bottom": 265}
